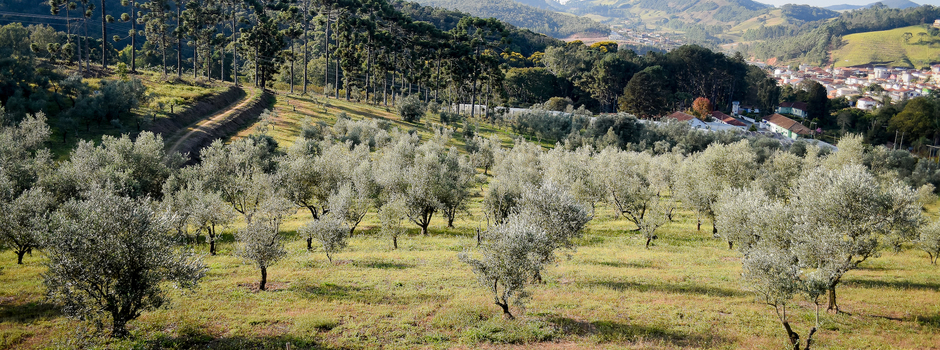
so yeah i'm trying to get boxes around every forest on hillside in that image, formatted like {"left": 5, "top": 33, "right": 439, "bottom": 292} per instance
{"left": 410, "top": 0, "right": 608, "bottom": 38}
{"left": 743, "top": 4, "right": 940, "bottom": 65}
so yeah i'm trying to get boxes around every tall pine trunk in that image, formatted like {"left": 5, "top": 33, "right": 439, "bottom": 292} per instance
{"left": 130, "top": 0, "right": 136, "bottom": 72}
{"left": 302, "top": 0, "right": 308, "bottom": 94}
{"left": 100, "top": 0, "right": 107, "bottom": 71}
{"left": 323, "top": 8, "right": 330, "bottom": 96}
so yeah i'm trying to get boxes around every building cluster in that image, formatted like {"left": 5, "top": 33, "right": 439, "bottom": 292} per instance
{"left": 608, "top": 27, "right": 685, "bottom": 51}
{"left": 770, "top": 64, "right": 940, "bottom": 111}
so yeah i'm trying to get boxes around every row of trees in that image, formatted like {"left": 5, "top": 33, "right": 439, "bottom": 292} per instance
{"left": 4, "top": 99, "right": 940, "bottom": 343}
{"left": 463, "top": 133, "right": 939, "bottom": 349}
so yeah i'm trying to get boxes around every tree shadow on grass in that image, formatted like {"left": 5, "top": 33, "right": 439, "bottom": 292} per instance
{"left": 586, "top": 280, "right": 747, "bottom": 298}
{"left": 547, "top": 317, "right": 728, "bottom": 347}
{"left": 914, "top": 313, "right": 940, "bottom": 329}
{"left": 352, "top": 259, "right": 415, "bottom": 270}
{"left": 147, "top": 332, "right": 348, "bottom": 350}
{"left": 0, "top": 299, "right": 60, "bottom": 323}
{"left": 843, "top": 278, "right": 940, "bottom": 291}
{"left": 293, "top": 282, "right": 442, "bottom": 305}
{"left": 585, "top": 259, "right": 658, "bottom": 269}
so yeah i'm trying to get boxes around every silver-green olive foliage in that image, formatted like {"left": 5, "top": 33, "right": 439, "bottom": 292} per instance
{"left": 0, "top": 111, "right": 53, "bottom": 264}
{"left": 49, "top": 132, "right": 183, "bottom": 201}
{"left": 915, "top": 217, "right": 940, "bottom": 265}
{"left": 676, "top": 140, "right": 756, "bottom": 241}
{"left": 43, "top": 189, "right": 206, "bottom": 338}
{"left": 719, "top": 164, "right": 922, "bottom": 323}
{"left": 234, "top": 194, "right": 293, "bottom": 291}
{"left": 462, "top": 181, "right": 590, "bottom": 317}
{"left": 299, "top": 215, "right": 348, "bottom": 263}
{"left": 0, "top": 187, "right": 55, "bottom": 264}
{"left": 483, "top": 140, "right": 542, "bottom": 224}
{"left": 790, "top": 165, "right": 921, "bottom": 312}
{"left": 459, "top": 215, "right": 548, "bottom": 319}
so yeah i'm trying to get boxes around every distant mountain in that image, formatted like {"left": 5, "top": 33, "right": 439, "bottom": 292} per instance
{"left": 514, "top": 0, "right": 564, "bottom": 10}
{"left": 561, "top": 0, "right": 772, "bottom": 27}
{"left": 411, "top": 0, "right": 609, "bottom": 38}
{"left": 825, "top": 0, "right": 921, "bottom": 11}
{"left": 825, "top": 4, "right": 864, "bottom": 11}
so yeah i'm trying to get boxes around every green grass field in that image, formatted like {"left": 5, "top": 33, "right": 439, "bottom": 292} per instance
{"left": 832, "top": 25, "right": 940, "bottom": 69}
{"left": 4, "top": 88, "right": 940, "bottom": 349}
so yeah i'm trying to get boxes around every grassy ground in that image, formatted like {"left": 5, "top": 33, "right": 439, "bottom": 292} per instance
{"left": 832, "top": 25, "right": 940, "bottom": 69}
{"left": 4, "top": 89, "right": 940, "bottom": 349}
{"left": 3, "top": 200, "right": 939, "bottom": 349}
{"left": 44, "top": 70, "right": 229, "bottom": 160}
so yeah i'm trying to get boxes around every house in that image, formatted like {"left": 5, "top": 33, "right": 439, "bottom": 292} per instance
{"left": 776, "top": 102, "right": 808, "bottom": 119}
{"left": 856, "top": 97, "right": 882, "bottom": 111}
{"left": 711, "top": 111, "right": 747, "bottom": 127}
{"left": 665, "top": 111, "right": 708, "bottom": 129}
{"left": 763, "top": 113, "right": 813, "bottom": 140}
{"left": 732, "top": 101, "right": 759, "bottom": 115}
{"left": 933, "top": 19, "right": 940, "bottom": 28}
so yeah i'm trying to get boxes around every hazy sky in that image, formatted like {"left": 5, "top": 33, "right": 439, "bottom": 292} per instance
{"left": 757, "top": 0, "right": 939, "bottom": 6}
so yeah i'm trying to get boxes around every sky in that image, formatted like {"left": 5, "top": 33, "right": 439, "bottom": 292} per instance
{"left": 757, "top": 0, "right": 939, "bottom": 6}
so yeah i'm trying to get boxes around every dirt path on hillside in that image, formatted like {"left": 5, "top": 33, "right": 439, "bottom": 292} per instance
{"left": 167, "top": 87, "right": 259, "bottom": 155}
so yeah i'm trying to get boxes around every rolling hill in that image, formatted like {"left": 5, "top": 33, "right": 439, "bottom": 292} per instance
{"left": 410, "top": 0, "right": 609, "bottom": 38}
{"left": 831, "top": 24, "right": 940, "bottom": 68}
{"left": 825, "top": 0, "right": 921, "bottom": 11}
{"left": 561, "top": 0, "right": 772, "bottom": 27}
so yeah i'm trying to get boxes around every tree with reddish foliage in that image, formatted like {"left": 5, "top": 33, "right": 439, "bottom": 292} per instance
{"left": 692, "top": 97, "right": 713, "bottom": 121}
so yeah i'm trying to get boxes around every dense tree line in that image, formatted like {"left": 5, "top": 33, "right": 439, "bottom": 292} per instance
{"left": 527, "top": 42, "right": 776, "bottom": 115}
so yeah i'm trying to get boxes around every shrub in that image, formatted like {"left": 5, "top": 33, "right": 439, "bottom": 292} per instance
{"left": 397, "top": 95, "right": 426, "bottom": 123}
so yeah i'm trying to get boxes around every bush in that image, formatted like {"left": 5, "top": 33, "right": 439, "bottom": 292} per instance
{"left": 397, "top": 95, "right": 426, "bottom": 123}
{"left": 545, "top": 97, "right": 572, "bottom": 112}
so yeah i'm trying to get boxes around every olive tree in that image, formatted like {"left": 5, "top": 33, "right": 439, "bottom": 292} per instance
{"left": 517, "top": 182, "right": 591, "bottom": 280}
{"left": 199, "top": 138, "right": 279, "bottom": 225}
{"left": 483, "top": 140, "right": 543, "bottom": 224}
{"left": 438, "top": 147, "right": 476, "bottom": 228}
{"left": 467, "top": 134, "right": 500, "bottom": 176}
{"left": 0, "top": 187, "right": 54, "bottom": 264}
{"left": 915, "top": 217, "right": 940, "bottom": 265}
{"left": 540, "top": 146, "right": 604, "bottom": 211}
{"left": 742, "top": 246, "right": 827, "bottom": 350}
{"left": 43, "top": 190, "right": 206, "bottom": 338}
{"left": 49, "top": 132, "right": 183, "bottom": 201}
{"left": 459, "top": 215, "right": 548, "bottom": 319}
{"left": 190, "top": 188, "right": 235, "bottom": 256}
{"left": 0, "top": 111, "right": 52, "bottom": 195}
{"left": 676, "top": 140, "right": 756, "bottom": 245}
{"left": 235, "top": 194, "right": 293, "bottom": 291}
{"left": 717, "top": 187, "right": 827, "bottom": 349}
{"left": 299, "top": 215, "right": 348, "bottom": 262}
{"left": 397, "top": 94, "right": 427, "bottom": 123}
{"left": 594, "top": 149, "right": 663, "bottom": 239}
{"left": 378, "top": 196, "right": 408, "bottom": 249}
{"left": 789, "top": 165, "right": 921, "bottom": 312}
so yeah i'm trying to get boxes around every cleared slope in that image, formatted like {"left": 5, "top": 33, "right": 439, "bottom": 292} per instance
{"left": 832, "top": 25, "right": 940, "bottom": 68}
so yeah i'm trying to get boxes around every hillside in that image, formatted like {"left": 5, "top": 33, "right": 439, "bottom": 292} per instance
{"left": 746, "top": 5, "right": 940, "bottom": 66}
{"left": 410, "top": 0, "right": 609, "bottom": 38}
{"left": 831, "top": 24, "right": 940, "bottom": 68}
{"left": 826, "top": 0, "right": 922, "bottom": 11}
{"left": 562, "top": 0, "right": 770, "bottom": 27}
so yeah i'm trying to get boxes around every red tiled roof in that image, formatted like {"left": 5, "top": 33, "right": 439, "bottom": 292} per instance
{"left": 764, "top": 113, "right": 812, "bottom": 135}
{"left": 666, "top": 111, "right": 696, "bottom": 122}
{"left": 722, "top": 116, "right": 747, "bottom": 127}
